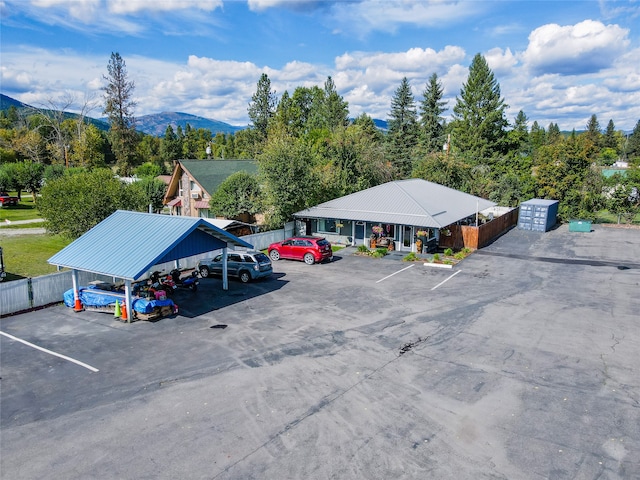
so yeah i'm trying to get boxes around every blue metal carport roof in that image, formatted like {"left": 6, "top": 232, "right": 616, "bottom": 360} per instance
{"left": 48, "top": 210, "right": 253, "bottom": 281}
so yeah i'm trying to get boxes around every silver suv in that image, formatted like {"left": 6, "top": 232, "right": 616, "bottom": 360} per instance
{"left": 197, "top": 251, "right": 272, "bottom": 283}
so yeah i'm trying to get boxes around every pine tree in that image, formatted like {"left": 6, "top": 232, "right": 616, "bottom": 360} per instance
{"left": 506, "top": 110, "right": 529, "bottom": 155}
{"left": 530, "top": 121, "right": 546, "bottom": 151}
{"left": 248, "top": 73, "right": 277, "bottom": 140}
{"left": 322, "top": 76, "right": 349, "bottom": 132}
{"left": 626, "top": 119, "right": 640, "bottom": 162}
{"left": 103, "top": 52, "right": 138, "bottom": 175}
{"left": 419, "top": 73, "right": 447, "bottom": 152}
{"left": 603, "top": 119, "right": 617, "bottom": 150}
{"left": 450, "top": 53, "right": 508, "bottom": 162}
{"left": 547, "top": 123, "right": 562, "bottom": 144}
{"left": 386, "top": 77, "right": 419, "bottom": 177}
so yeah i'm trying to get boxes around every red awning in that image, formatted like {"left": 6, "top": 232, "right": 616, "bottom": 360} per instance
{"left": 167, "top": 198, "right": 182, "bottom": 207}
{"left": 194, "top": 200, "right": 209, "bottom": 209}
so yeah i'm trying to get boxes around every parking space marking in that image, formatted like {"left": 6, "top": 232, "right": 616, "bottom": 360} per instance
{"left": 376, "top": 264, "right": 415, "bottom": 283}
{"left": 0, "top": 331, "right": 99, "bottom": 372}
{"left": 430, "top": 270, "right": 462, "bottom": 290}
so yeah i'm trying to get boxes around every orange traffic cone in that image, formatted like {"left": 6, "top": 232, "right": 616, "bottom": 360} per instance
{"left": 121, "top": 302, "right": 128, "bottom": 321}
{"left": 114, "top": 299, "right": 121, "bottom": 318}
{"left": 73, "top": 295, "right": 83, "bottom": 312}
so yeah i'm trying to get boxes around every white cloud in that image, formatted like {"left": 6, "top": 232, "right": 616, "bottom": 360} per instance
{"left": 522, "top": 20, "right": 630, "bottom": 75}
{"left": 329, "top": 0, "right": 487, "bottom": 36}
{"left": 109, "top": 0, "right": 221, "bottom": 15}
{"left": 484, "top": 47, "right": 518, "bottom": 77}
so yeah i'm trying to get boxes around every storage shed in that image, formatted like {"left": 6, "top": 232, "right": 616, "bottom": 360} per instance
{"left": 518, "top": 199, "right": 559, "bottom": 232}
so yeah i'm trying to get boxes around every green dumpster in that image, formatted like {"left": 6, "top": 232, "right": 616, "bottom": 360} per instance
{"left": 569, "top": 220, "right": 591, "bottom": 232}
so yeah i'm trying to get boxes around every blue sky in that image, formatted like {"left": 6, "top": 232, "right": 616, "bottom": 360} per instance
{"left": 1, "top": 0, "right": 639, "bottom": 131}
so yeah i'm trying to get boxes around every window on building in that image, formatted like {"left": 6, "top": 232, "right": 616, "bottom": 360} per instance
{"left": 318, "top": 219, "right": 337, "bottom": 233}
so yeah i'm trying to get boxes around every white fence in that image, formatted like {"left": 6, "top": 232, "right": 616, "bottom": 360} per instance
{"left": 0, "top": 223, "right": 295, "bottom": 317}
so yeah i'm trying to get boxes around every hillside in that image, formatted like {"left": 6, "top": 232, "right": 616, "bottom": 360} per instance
{"left": 134, "top": 111, "right": 245, "bottom": 137}
{"left": 0, "top": 93, "right": 110, "bottom": 131}
{"left": 1, "top": 93, "right": 394, "bottom": 136}
{"left": 1, "top": 93, "right": 244, "bottom": 136}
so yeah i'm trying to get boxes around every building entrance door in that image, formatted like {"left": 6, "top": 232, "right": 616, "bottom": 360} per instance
{"left": 401, "top": 225, "right": 414, "bottom": 251}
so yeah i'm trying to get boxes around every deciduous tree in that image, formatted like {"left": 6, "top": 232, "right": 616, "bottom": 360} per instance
{"left": 209, "top": 171, "right": 262, "bottom": 219}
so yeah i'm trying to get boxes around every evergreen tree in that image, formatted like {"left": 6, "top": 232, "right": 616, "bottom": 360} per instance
{"left": 627, "top": 119, "right": 640, "bottom": 163}
{"left": 161, "top": 125, "right": 182, "bottom": 161}
{"left": 529, "top": 121, "right": 546, "bottom": 151}
{"left": 547, "top": 123, "right": 562, "bottom": 144}
{"left": 103, "top": 52, "right": 138, "bottom": 175}
{"left": 585, "top": 114, "right": 601, "bottom": 146}
{"left": 352, "top": 113, "right": 383, "bottom": 143}
{"left": 507, "top": 110, "right": 530, "bottom": 154}
{"left": 386, "top": 77, "right": 419, "bottom": 177}
{"left": 450, "top": 53, "right": 508, "bottom": 162}
{"left": 603, "top": 119, "right": 617, "bottom": 150}
{"left": 322, "top": 76, "right": 349, "bottom": 132}
{"left": 419, "top": 73, "right": 447, "bottom": 152}
{"left": 248, "top": 73, "right": 277, "bottom": 140}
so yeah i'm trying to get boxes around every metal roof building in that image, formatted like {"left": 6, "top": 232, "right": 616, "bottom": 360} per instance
{"left": 295, "top": 179, "right": 496, "bottom": 228}
{"left": 48, "top": 210, "right": 253, "bottom": 320}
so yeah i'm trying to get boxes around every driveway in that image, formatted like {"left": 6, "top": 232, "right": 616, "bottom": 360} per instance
{"left": 1, "top": 224, "right": 639, "bottom": 479}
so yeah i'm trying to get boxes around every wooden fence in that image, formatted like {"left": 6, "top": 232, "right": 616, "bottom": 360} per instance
{"left": 439, "top": 207, "right": 518, "bottom": 250}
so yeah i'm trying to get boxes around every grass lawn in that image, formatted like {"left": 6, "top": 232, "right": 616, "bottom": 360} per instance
{"left": 1, "top": 234, "right": 71, "bottom": 280}
{"left": 0, "top": 194, "right": 42, "bottom": 223}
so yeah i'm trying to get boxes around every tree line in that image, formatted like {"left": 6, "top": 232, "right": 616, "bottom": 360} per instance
{"left": 1, "top": 52, "right": 639, "bottom": 237}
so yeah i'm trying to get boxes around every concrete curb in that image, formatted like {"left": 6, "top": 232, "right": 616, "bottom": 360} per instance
{"left": 423, "top": 262, "right": 454, "bottom": 269}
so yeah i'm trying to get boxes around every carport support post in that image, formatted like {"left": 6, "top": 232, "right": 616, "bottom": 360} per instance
{"left": 71, "top": 269, "right": 80, "bottom": 305}
{"left": 124, "top": 280, "right": 132, "bottom": 323}
{"left": 222, "top": 247, "right": 228, "bottom": 290}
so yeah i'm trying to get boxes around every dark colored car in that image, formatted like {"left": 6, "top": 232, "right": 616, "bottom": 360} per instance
{"left": 197, "top": 251, "right": 273, "bottom": 283}
{"left": 268, "top": 236, "right": 333, "bottom": 265}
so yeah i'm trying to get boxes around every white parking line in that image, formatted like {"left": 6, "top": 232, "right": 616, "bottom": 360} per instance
{"left": 430, "top": 270, "right": 462, "bottom": 290}
{"left": 0, "top": 331, "right": 99, "bottom": 372}
{"left": 376, "top": 264, "right": 415, "bottom": 283}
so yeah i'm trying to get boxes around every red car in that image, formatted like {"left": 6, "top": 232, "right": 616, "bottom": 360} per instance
{"left": 268, "top": 236, "right": 333, "bottom": 265}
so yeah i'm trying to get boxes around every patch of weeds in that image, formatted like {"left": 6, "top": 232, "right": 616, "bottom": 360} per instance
{"left": 357, "top": 244, "right": 370, "bottom": 253}
{"left": 454, "top": 252, "right": 465, "bottom": 260}
{"left": 372, "top": 248, "right": 388, "bottom": 258}
{"left": 403, "top": 252, "right": 420, "bottom": 262}
{"left": 444, "top": 248, "right": 453, "bottom": 256}
{"left": 432, "top": 253, "right": 441, "bottom": 262}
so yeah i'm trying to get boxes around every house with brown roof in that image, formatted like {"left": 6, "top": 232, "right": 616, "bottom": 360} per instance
{"left": 163, "top": 159, "right": 258, "bottom": 218}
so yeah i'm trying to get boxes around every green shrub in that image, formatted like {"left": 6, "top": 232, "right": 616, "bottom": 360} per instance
{"left": 444, "top": 248, "right": 453, "bottom": 256}
{"left": 454, "top": 252, "right": 465, "bottom": 260}
{"left": 461, "top": 247, "right": 471, "bottom": 254}
{"left": 433, "top": 253, "right": 440, "bottom": 261}
{"left": 357, "top": 244, "right": 370, "bottom": 253}
{"left": 403, "top": 252, "right": 419, "bottom": 262}
{"left": 372, "top": 248, "right": 387, "bottom": 258}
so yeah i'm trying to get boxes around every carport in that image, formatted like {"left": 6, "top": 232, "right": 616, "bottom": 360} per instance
{"left": 48, "top": 210, "right": 253, "bottom": 322}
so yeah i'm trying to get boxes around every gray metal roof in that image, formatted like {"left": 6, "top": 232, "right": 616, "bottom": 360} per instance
{"left": 294, "top": 179, "right": 496, "bottom": 228}
{"left": 48, "top": 210, "right": 253, "bottom": 281}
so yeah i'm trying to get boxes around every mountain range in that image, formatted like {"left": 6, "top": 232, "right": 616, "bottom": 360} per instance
{"left": 0, "top": 94, "right": 246, "bottom": 136}
{"left": 1, "top": 93, "right": 391, "bottom": 136}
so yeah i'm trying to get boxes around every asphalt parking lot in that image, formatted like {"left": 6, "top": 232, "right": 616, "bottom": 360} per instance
{"left": 1, "top": 224, "right": 639, "bottom": 479}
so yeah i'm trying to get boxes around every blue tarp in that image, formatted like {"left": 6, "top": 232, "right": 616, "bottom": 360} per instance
{"left": 63, "top": 287, "right": 174, "bottom": 313}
